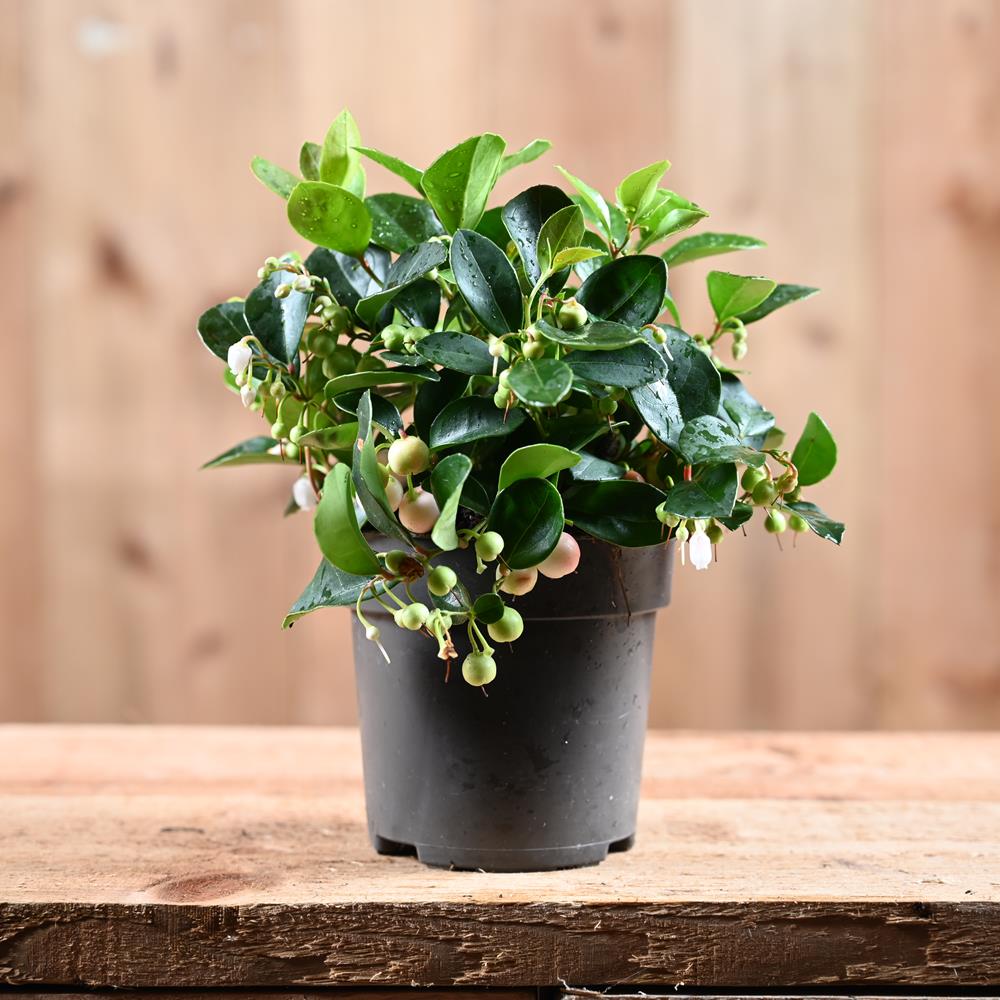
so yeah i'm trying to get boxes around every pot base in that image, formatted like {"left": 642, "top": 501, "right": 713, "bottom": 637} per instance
{"left": 372, "top": 831, "right": 636, "bottom": 872}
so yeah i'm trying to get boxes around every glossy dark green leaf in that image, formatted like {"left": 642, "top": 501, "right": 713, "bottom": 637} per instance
{"left": 568, "top": 451, "right": 625, "bottom": 481}
{"left": 287, "top": 181, "right": 372, "bottom": 256}
{"left": 355, "top": 145, "right": 424, "bottom": 193}
{"left": 718, "top": 374, "right": 775, "bottom": 449}
{"left": 415, "top": 331, "right": 494, "bottom": 375}
{"left": 791, "top": 411, "right": 838, "bottom": 486}
{"left": 429, "top": 453, "right": 473, "bottom": 551}
{"left": 501, "top": 184, "right": 574, "bottom": 284}
{"left": 577, "top": 255, "right": 667, "bottom": 327}
{"left": 507, "top": 358, "right": 573, "bottom": 406}
{"left": 662, "top": 464, "right": 739, "bottom": 519}
{"left": 429, "top": 396, "right": 526, "bottom": 450}
{"left": 314, "top": 463, "right": 381, "bottom": 575}
{"left": 421, "top": 133, "right": 506, "bottom": 232}
{"left": 472, "top": 592, "right": 506, "bottom": 624}
{"left": 536, "top": 204, "right": 585, "bottom": 276}
{"left": 782, "top": 500, "right": 845, "bottom": 544}
{"left": 662, "top": 232, "right": 766, "bottom": 267}
{"left": 678, "top": 415, "right": 766, "bottom": 467}
{"left": 555, "top": 166, "right": 611, "bottom": 237}
{"left": 707, "top": 271, "right": 776, "bottom": 323}
{"left": 366, "top": 193, "right": 444, "bottom": 253}
{"left": 460, "top": 475, "right": 492, "bottom": 515}
{"left": 565, "top": 343, "right": 666, "bottom": 388}
{"left": 299, "top": 141, "right": 321, "bottom": 180}
{"left": 282, "top": 558, "right": 397, "bottom": 628}
{"left": 202, "top": 436, "right": 282, "bottom": 468}
{"left": 356, "top": 240, "right": 448, "bottom": 325}
{"left": 305, "top": 245, "right": 388, "bottom": 314}
{"left": 250, "top": 156, "right": 297, "bottom": 199}
{"left": 635, "top": 189, "right": 708, "bottom": 251}
{"left": 197, "top": 300, "right": 248, "bottom": 361}
{"left": 487, "top": 478, "right": 564, "bottom": 569}
{"left": 392, "top": 278, "right": 440, "bottom": 329}
{"left": 474, "top": 206, "right": 510, "bottom": 248}
{"left": 449, "top": 229, "right": 522, "bottom": 336}
{"left": 718, "top": 500, "right": 754, "bottom": 531}
{"left": 630, "top": 326, "right": 721, "bottom": 447}
{"left": 739, "top": 282, "right": 820, "bottom": 324}
{"left": 324, "top": 366, "right": 438, "bottom": 396}
{"left": 318, "top": 109, "right": 365, "bottom": 196}
{"left": 499, "top": 138, "right": 551, "bottom": 176}
{"left": 616, "top": 159, "right": 671, "bottom": 222}
{"left": 330, "top": 391, "right": 402, "bottom": 435}
{"left": 498, "top": 443, "right": 580, "bottom": 490}
{"left": 413, "top": 369, "right": 469, "bottom": 440}
{"left": 536, "top": 317, "right": 643, "bottom": 351}
{"left": 352, "top": 392, "right": 411, "bottom": 545}
{"left": 563, "top": 480, "right": 666, "bottom": 546}
{"left": 244, "top": 268, "right": 311, "bottom": 364}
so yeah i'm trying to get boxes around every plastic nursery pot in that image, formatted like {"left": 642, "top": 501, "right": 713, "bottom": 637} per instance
{"left": 352, "top": 535, "right": 674, "bottom": 872}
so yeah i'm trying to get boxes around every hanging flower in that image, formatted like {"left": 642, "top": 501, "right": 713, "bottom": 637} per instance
{"left": 227, "top": 338, "right": 252, "bottom": 377}
{"left": 239, "top": 382, "right": 256, "bottom": 408}
{"left": 292, "top": 474, "right": 316, "bottom": 511}
{"left": 689, "top": 524, "right": 712, "bottom": 571}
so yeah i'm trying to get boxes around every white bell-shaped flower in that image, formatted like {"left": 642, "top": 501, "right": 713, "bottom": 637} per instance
{"left": 292, "top": 474, "right": 316, "bottom": 511}
{"left": 240, "top": 383, "right": 256, "bottom": 408}
{"left": 689, "top": 525, "right": 712, "bottom": 571}
{"left": 227, "top": 339, "right": 253, "bottom": 376}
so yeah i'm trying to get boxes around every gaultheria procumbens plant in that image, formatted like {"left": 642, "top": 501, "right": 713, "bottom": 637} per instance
{"left": 198, "top": 109, "right": 844, "bottom": 687}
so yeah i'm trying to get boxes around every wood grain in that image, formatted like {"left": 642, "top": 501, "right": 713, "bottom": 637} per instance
{"left": 1, "top": 726, "right": 998, "bottom": 987}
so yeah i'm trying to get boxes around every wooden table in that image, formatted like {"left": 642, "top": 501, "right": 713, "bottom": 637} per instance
{"left": 2, "top": 726, "right": 999, "bottom": 996}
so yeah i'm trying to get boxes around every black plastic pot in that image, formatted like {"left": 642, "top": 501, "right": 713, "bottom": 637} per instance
{"left": 352, "top": 536, "right": 673, "bottom": 872}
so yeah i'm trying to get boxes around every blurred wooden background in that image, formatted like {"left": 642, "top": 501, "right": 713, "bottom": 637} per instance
{"left": 1, "top": 0, "right": 998, "bottom": 728}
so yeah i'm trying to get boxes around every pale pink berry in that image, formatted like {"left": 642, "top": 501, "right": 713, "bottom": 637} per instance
{"left": 398, "top": 488, "right": 439, "bottom": 534}
{"left": 535, "top": 532, "right": 581, "bottom": 579}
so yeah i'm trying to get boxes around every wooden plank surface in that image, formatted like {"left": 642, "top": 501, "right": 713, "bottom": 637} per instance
{"left": 1, "top": 726, "right": 998, "bottom": 988}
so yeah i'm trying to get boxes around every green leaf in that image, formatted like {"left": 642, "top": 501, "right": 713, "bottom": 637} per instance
{"left": 662, "top": 464, "right": 739, "bottom": 518}
{"left": 577, "top": 255, "right": 667, "bottom": 327}
{"left": 244, "top": 268, "right": 311, "bottom": 364}
{"left": 563, "top": 480, "right": 667, "bottom": 546}
{"left": 474, "top": 205, "right": 510, "bottom": 248}
{"left": 352, "top": 392, "right": 412, "bottom": 545}
{"left": 719, "top": 501, "right": 754, "bottom": 531}
{"left": 677, "top": 415, "right": 766, "bottom": 467}
{"left": 472, "top": 592, "right": 506, "bottom": 624}
{"left": 299, "top": 141, "right": 321, "bottom": 180}
{"left": 555, "top": 166, "right": 611, "bottom": 237}
{"left": 635, "top": 189, "right": 709, "bottom": 251}
{"left": 536, "top": 317, "right": 643, "bottom": 351}
{"left": 282, "top": 558, "right": 397, "bottom": 628}
{"left": 355, "top": 145, "right": 424, "bottom": 193}
{"left": 421, "top": 133, "right": 506, "bottom": 233}
{"left": 319, "top": 109, "right": 365, "bottom": 196}
{"left": 393, "top": 278, "right": 440, "bottom": 329}
{"left": 662, "top": 232, "right": 766, "bottom": 267}
{"left": 314, "top": 463, "right": 381, "bottom": 576}
{"left": 707, "top": 271, "right": 777, "bottom": 323}
{"left": 630, "top": 326, "right": 721, "bottom": 448}
{"left": 449, "top": 229, "right": 522, "bottom": 336}
{"left": 719, "top": 374, "right": 775, "bottom": 448}
{"left": 498, "top": 444, "right": 580, "bottom": 490}
{"left": 366, "top": 193, "right": 444, "bottom": 253}
{"left": 536, "top": 204, "right": 585, "bottom": 276}
{"left": 202, "top": 436, "right": 282, "bottom": 468}
{"left": 499, "top": 138, "right": 551, "bottom": 176}
{"left": 564, "top": 343, "right": 666, "bottom": 388}
{"left": 568, "top": 451, "right": 625, "bottom": 481}
{"left": 356, "top": 240, "right": 448, "bottom": 325}
{"left": 250, "top": 156, "right": 297, "bottom": 199}
{"left": 429, "top": 396, "right": 526, "bottom": 449}
{"left": 782, "top": 500, "right": 845, "bottom": 545}
{"left": 330, "top": 391, "right": 402, "bottom": 436}
{"left": 791, "top": 412, "right": 837, "bottom": 486}
{"left": 507, "top": 358, "right": 573, "bottom": 406}
{"left": 739, "top": 282, "right": 820, "bottom": 324}
{"left": 429, "top": 453, "right": 473, "bottom": 551}
{"left": 550, "top": 246, "right": 604, "bottom": 271}
{"left": 297, "top": 422, "right": 360, "bottom": 454}
{"left": 501, "top": 184, "right": 574, "bottom": 285}
{"left": 324, "top": 366, "right": 438, "bottom": 397}
{"left": 616, "top": 159, "right": 671, "bottom": 222}
{"left": 413, "top": 369, "right": 469, "bottom": 440}
{"left": 305, "top": 245, "right": 387, "bottom": 315}
{"left": 287, "top": 182, "right": 372, "bottom": 256}
{"left": 415, "top": 331, "right": 494, "bottom": 375}
{"left": 197, "top": 300, "right": 247, "bottom": 361}
{"left": 487, "top": 478, "right": 564, "bottom": 569}
{"left": 574, "top": 230, "right": 611, "bottom": 282}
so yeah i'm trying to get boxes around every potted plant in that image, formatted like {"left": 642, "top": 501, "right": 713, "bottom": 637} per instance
{"left": 198, "top": 110, "right": 844, "bottom": 871}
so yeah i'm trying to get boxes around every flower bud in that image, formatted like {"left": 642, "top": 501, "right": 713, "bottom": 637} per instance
{"left": 365, "top": 625, "right": 381, "bottom": 642}
{"left": 674, "top": 523, "right": 690, "bottom": 543}
{"left": 274, "top": 283, "right": 293, "bottom": 299}
{"left": 292, "top": 275, "right": 312, "bottom": 293}
{"left": 270, "top": 379, "right": 286, "bottom": 400}
{"left": 488, "top": 336, "right": 507, "bottom": 358}
{"left": 292, "top": 475, "right": 316, "bottom": 511}
{"left": 227, "top": 339, "right": 253, "bottom": 377}
{"left": 732, "top": 340, "right": 748, "bottom": 361}
{"left": 240, "top": 383, "right": 256, "bottom": 408}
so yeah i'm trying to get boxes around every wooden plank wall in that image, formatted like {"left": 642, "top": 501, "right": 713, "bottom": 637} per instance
{"left": 0, "top": 0, "right": 997, "bottom": 728}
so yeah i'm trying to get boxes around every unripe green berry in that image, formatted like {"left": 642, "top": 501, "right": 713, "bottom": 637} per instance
{"left": 270, "top": 379, "right": 286, "bottom": 400}
{"left": 487, "top": 607, "right": 524, "bottom": 643}
{"left": 387, "top": 435, "right": 430, "bottom": 476}
{"left": 498, "top": 369, "right": 511, "bottom": 389}
{"left": 751, "top": 479, "right": 780, "bottom": 506}
{"left": 488, "top": 336, "right": 507, "bottom": 358}
{"left": 270, "top": 420, "right": 287, "bottom": 439}
{"left": 475, "top": 531, "right": 504, "bottom": 562}
{"left": 427, "top": 565, "right": 458, "bottom": 597}
{"left": 651, "top": 327, "right": 668, "bottom": 345}
{"left": 403, "top": 326, "right": 430, "bottom": 345}
{"left": 399, "top": 603, "right": 429, "bottom": 630}
{"left": 282, "top": 442, "right": 299, "bottom": 460}
{"left": 293, "top": 275, "right": 312, "bottom": 293}
{"left": 321, "top": 356, "right": 341, "bottom": 379}
{"left": 765, "top": 509, "right": 788, "bottom": 534}
{"left": 789, "top": 513, "right": 809, "bottom": 533}
{"left": 556, "top": 299, "right": 588, "bottom": 331}
{"left": 310, "top": 332, "right": 337, "bottom": 358}
{"left": 523, "top": 339, "right": 545, "bottom": 360}
{"left": 462, "top": 652, "right": 497, "bottom": 687}
{"left": 741, "top": 466, "right": 767, "bottom": 491}
{"left": 384, "top": 550, "right": 410, "bottom": 575}
{"left": 706, "top": 522, "right": 724, "bottom": 545}
{"left": 288, "top": 425, "right": 306, "bottom": 444}
{"left": 326, "top": 305, "right": 352, "bottom": 334}
{"left": 675, "top": 523, "right": 690, "bottom": 543}
{"left": 598, "top": 397, "right": 618, "bottom": 416}
{"left": 494, "top": 388, "right": 511, "bottom": 409}
{"left": 381, "top": 324, "right": 407, "bottom": 352}
{"left": 655, "top": 502, "right": 680, "bottom": 528}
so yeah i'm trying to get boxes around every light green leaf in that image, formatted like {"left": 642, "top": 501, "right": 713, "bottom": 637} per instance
{"left": 297, "top": 422, "right": 360, "bottom": 453}
{"left": 299, "top": 141, "right": 322, "bottom": 180}
{"left": 550, "top": 246, "right": 604, "bottom": 271}
{"left": 616, "top": 159, "right": 671, "bottom": 222}
{"left": 556, "top": 166, "right": 611, "bottom": 237}
{"left": 487, "top": 478, "right": 564, "bottom": 569}
{"left": 739, "top": 282, "right": 820, "bottom": 324}
{"left": 499, "top": 138, "right": 551, "bottom": 176}
{"left": 319, "top": 108, "right": 365, "bottom": 196}
{"left": 507, "top": 358, "right": 574, "bottom": 406}
{"left": 536, "top": 204, "right": 585, "bottom": 276}
{"left": 430, "top": 453, "right": 473, "bottom": 551}
{"left": 287, "top": 181, "right": 372, "bottom": 257}
{"left": 498, "top": 444, "right": 580, "bottom": 490}
{"left": 429, "top": 396, "right": 527, "bottom": 449}
{"left": 355, "top": 145, "right": 424, "bottom": 193}
{"left": 635, "top": 189, "right": 708, "bottom": 251}
{"left": 202, "top": 436, "right": 282, "bottom": 468}
{"left": 791, "top": 411, "right": 837, "bottom": 486}
{"left": 663, "top": 232, "right": 766, "bottom": 267}
{"left": 314, "top": 463, "right": 381, "bottom": 576}
{"left": 421, "top": 133, "right": 506, "bottom": 232}
{"left": 250, "top": 156, "right": 297, "bottom": 199}
{"left": 707, "top": 271, "right": 777, "bottom": 323}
